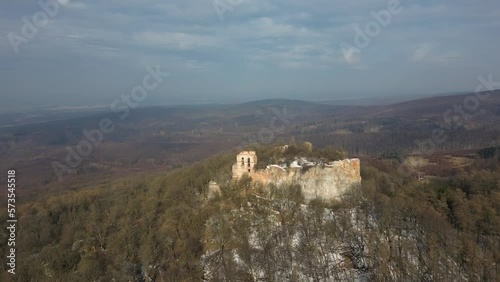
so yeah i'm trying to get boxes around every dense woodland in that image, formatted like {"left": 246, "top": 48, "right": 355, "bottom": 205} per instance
{"left": 1, "top": 143, "right": 499, "bottom": 281}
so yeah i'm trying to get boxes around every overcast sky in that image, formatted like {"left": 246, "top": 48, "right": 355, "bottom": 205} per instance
{"left": 1, "top": 0, "right": 500, "bottom": 110}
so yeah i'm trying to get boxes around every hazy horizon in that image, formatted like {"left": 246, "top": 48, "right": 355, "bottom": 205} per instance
{"left": 0, "top": 89, "right": 480, "bottom": 113}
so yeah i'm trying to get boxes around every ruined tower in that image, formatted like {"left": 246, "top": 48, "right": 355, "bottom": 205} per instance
{"left": 232, "top": 151, "right": 257, "bottom": 179}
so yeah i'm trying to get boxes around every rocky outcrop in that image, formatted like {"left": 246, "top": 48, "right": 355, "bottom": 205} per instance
{"left": 250, "top": 158, "right": 361, "bottom": 201}
{"left": 207, "top": 181, "right": 221, "bottom": 199}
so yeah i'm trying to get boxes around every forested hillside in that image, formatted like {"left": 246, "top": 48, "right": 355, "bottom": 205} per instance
{"left": 1, "top": 146, "right": 499, "bottom": 281}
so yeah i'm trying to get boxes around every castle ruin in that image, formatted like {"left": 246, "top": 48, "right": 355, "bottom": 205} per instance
{"left": 231, "top": 149, "right": 361, "bottom": 201}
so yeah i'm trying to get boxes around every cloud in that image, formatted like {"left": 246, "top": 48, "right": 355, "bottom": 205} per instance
{"left": 411, "top": 44, "right": 460, "bottom": 64}
{"left": 412, "top": 44, "right": 433, "bottom": 62}
{"left": 133, "top": 32, "right": 219, "bottom": 50}
{"left": 1, "top": 0, "right": 500, "bottom": 107}
{"left": 56, "top": 0, "right": 70, "bottom": 6}
{"left": 67, "top": 2, "right": 87, "bottom": 9}
{"left": 434, "top": 51, "right": 460, "bottom": 63}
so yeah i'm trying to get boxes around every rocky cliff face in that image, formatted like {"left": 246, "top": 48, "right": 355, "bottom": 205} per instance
{"left": 250, "top": 158, "right": 361, "bottom": 201}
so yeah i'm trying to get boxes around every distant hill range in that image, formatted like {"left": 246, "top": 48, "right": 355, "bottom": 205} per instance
{"left": 2, "top": 89, "right": 499, "bottom": 127}
{"left": 311, "top": 91, "right": 472, "bottom": 106}
{"left": 349, "top": 89, "right": 500, "bottom": 119}
{"left": 1, "top": 89, "right": 499, "bottom": 200}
